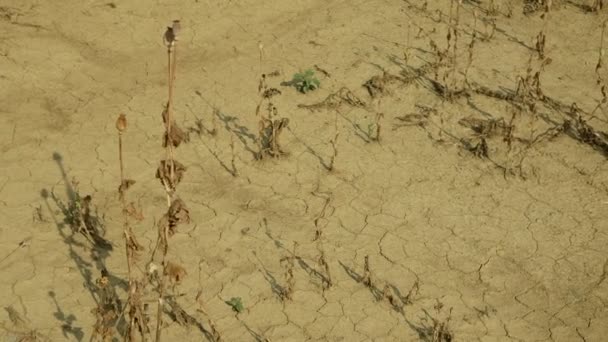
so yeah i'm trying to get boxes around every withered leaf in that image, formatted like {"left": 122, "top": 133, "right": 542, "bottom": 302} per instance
{"left": 158, "top": 198, "right": 191, "bottom": 237}
{"left": 156, "top": 160, "right": 186, "bottom": 191}
{"left": 163, "top": 122, "right": 187, "bottom": 148}
{"left": 168, "top": 198, "right": 191, "bottom": 228}
{"left": 164, "top": 260, "right": 187, "bottom": 284}
{"left": 263, "top": 88, "right": 281, "bottom": 99}
{"left": 125, "top": 201, "right": 144, "bottom": 221}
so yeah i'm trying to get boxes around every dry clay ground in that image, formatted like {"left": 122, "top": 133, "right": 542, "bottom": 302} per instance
{"left": 1, "top": 0, "right": 608, "bottom": 341}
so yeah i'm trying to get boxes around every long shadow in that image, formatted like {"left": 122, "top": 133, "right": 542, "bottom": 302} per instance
{"left": 241, "top": 321, "right": 270, "bottom": 342}
{"left": 42, "top": 152, "right": 128, "bottom": 337}
{"left": 338, "top": 261, "right": 383, "bottom": 301}
{"left": 251, "top": 250, "right": 289, "bottom": 299}
{"left": 403, "top": 308, "right": 454, "bottom": 342}
{"left": 402, "top": 0, "right": 534, "bottom": 51}
{"left": 48, "top": 291, "right": 84, "bottom": 341}
{"left": 163, "top": 296, "right": 216, "bottom": 342}
{"left": 213, "top": 110, "right": 260, "bottom": 159}
{"left": 263, "top": 229, "right": 331, "bottom": 291}
{"left": 286, "top": 127, "right": 335, "bottom": 170}
{"left": 186, "top": 105, "right": 239, "bottom": 177}
{"left": 190, "top": 132, "right": 238, "bottom": 177}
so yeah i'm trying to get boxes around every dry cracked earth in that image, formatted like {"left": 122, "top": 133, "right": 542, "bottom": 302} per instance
{"left": 1, "top": 0, "right": 608, "bottom": 341}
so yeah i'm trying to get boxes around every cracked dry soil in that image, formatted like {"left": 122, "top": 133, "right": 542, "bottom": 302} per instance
{"left": 1, "top": 0, "right": 607, "bottom": 341}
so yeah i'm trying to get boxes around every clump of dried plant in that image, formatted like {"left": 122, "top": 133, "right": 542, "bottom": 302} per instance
{"left": 356, "top": 112, "right": 385, "bottom": 143}
{"left": 279, "top": 242, "right": 298, "bottom": 301}
{"left": 49, "top": 177, "right": 111, "bottom": 251}
{"left": 417, "top": 306, "right": 454, "bottom": 342}
{"left": 592, "top": 20, "right": 608, "bottom": 118}
{"left": 328, "top": 112, "right": 339, "bottom": 172}
{"left": 311, "top": 187, "right": 333, "bottom": 290}
{"left": 256, "top": 73, "right": 289, "bottom": 159}
{"left": 429, "top": 0, "right": 468, "bottom": 100}
{"left": 298, "top": 87, "right": 366, "bottom": 112}
{"left": 90, "top": 269, "right": 122, "bottom": 341}
{"left": 515, "top": 54, "right": 550, "bottom": 115}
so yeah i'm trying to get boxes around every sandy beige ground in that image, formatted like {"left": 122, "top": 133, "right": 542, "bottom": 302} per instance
{"left": 1, "top": 0, "right": 607, "bottom": 341}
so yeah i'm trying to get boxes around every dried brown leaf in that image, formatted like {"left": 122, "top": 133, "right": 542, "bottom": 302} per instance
{"left": 125, "top": 201, "right": 144, "bottom": 221}
{"left": 156, "top": 160, "right": 186, "bottom": 191}
{"left": 164, "top": 261, "right": 187, "bottom": 284}
{"left": 163, "top": 122, "right": 187, "bottom": 148}
{"left": 167, "top": 198, "right": 191, "bottom": 230}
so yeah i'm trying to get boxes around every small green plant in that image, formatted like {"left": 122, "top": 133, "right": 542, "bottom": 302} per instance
{"left": 225, "top": 297, "right": 244, "bottom": 313}
{"left": 291, "top": 69, "right": 320, "bottom": 93}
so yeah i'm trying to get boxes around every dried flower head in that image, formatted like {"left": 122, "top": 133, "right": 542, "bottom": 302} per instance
{"left": 116, "top": 113, "right": 127, "bottom": 133}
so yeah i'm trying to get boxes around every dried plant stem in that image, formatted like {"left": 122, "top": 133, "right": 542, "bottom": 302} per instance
{"left": 591, "top": 20, "right": 608, "bottom": 118}
{"left": 156, "top": 20, "right": 181, "bottom": 342}
{"left": 464, "top": 11, "right": 478, "bottom": 84}
{"left": 450, "top": 0, "right": 462, "bottom": 95}
{"left": 116, "top": 114, "right": 144, "bottom": 341}
{"left": 328, "top": 112, "right": 339, "bottom": 171}
{"left": 118, "top": 122, "right": 136, "bottom": 342}
{"left": 165, "top": 45, "right": 176, "bottom": 205}
{"left": 117, "top": 132, "right": 132, "bottom": 279}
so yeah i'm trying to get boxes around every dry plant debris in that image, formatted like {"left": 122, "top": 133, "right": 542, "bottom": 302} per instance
{"left": 256, "top": 73, "right": 290, "bottom": 158}
{"left": 297, "top": 87, "right": 366, "bottom": 112}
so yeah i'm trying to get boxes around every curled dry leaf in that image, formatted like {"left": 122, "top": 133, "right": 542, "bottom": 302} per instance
{"left": 164, "top": 260, "right": 187, "bottom": 284}
{"left": 156, "top": 159, "right": 186, "bottom": 191}
{"left": 167, "top": 198, "right": 191, "bottom": 230}
{"left": 163, "top": 123, "right": 187, "bottom": 148}
{"left": 157, "top": 198, "right": 191, "bottom": 237}
{"left": 126, "top": 232, "right": 143, "bottom": 254}
{"left": 161, "top": 104, "right": 188, "bottom": 147}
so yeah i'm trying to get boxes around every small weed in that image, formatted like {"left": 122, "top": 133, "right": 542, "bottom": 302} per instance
{"left": 291, "top": 69, "right": 320, "bottom": 93}
{"left": 225, "top": 297, "right": 244, "bottom": 313}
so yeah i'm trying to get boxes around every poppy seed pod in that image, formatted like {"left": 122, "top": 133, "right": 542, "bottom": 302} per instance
{"left": 116, "top": 113, "right": 127, "bottom": 133}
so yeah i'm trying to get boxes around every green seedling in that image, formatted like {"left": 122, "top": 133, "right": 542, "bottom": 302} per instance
{"left": 225, "top": 297, "right": 244, "bottom": 313}
{"left": 291, "top": 69, "right": 320, "bottom": 93}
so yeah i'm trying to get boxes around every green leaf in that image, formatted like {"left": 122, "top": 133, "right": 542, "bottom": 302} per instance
{"left": 225, "top": 297, "right": 244, "bottom": 313}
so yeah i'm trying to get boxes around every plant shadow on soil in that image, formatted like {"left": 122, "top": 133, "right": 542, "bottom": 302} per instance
{"left": 39, "top": 152, "right": 127, "bottom": 340}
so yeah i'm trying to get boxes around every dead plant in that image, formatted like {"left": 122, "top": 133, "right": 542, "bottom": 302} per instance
{"left": 90, "top": 270, "right": 121, "bottom": 342}
{"left": 328, "top": 112, "right": 339, "bottom": 171}
{"left": 115, "top": 113, "right": 147, "bottom": 341}
{"left": 279, "top": 242, "right": 298, "bottom": 301}
{"left": 312, "top": 187, "right": 333, "bottom": 290}
{"left": 151, "top": 20, "right": 192, "bottom": 342}
{"left": 297, "top": 87, "right": 366, "bottom": 112}
{"left": 256, "top": 73, "right": 289, "bottom": 158}
{"left": 592, "top": 20, "right": 608, "bottom": 118}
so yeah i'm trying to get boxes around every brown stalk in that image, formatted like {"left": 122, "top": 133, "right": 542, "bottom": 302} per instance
{"left": 450, "top": 0, "right": 462, "bottom": 97}
{"left": 328, "top": 112, "right": 339, "bottom": 171}
{"left": 591, "top": 20, "right": 608, "bottom": 118}
{"left": 464, "top": 11, "right": 478, "bottom": 85}
{"left": 155, "top": 20, "right": 186, "bottom": 342}
{"left": 116, "top": 114, "right": 145, "bottom": 341}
